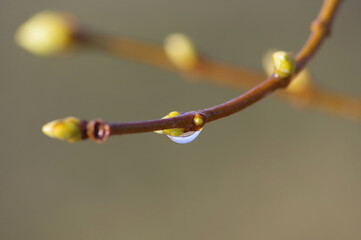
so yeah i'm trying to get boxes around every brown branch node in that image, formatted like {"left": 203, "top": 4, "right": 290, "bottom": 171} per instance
{"left": 86, "top": 119, "right": 111, "bottom": 143}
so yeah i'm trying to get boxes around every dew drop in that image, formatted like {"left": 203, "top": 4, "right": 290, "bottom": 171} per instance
{"left": 166, "top": 129, "right": 202, "bottom": 144}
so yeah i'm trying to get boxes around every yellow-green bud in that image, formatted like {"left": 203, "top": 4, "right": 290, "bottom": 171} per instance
{"left": 263, "top": 49, "right": 311, "bottom": 93}
{"left": 15, "top": 11, "right": 74, "bottom": 56}
{"left": 272, "top": 51, "right": 295, "bottom": 78}
{"left": 154, "top": 111, "right": 184, "bottom": 137}
{"left": 42, "top": 117, "right": 82, "bottom": 143}
{"left": 193, "top": 114, "right": 204, "bottom": 127}
{"left": 164, "top": 33, "right": 198, "bottom": 70}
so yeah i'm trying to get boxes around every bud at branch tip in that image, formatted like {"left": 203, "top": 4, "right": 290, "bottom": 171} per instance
{"left": 42, "top": 116, "right": 82, "bottom": 143}
{"left": 15, "top": 11, "right": 75, "bottom": 56}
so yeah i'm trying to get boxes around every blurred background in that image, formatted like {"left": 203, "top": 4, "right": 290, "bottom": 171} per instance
{"left": 1, "top": 0, "right": 361, "bottom": 239}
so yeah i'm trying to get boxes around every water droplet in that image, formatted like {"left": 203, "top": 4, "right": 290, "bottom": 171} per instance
{"left": 166, "top": 129, "right": 202, "bottom": 144}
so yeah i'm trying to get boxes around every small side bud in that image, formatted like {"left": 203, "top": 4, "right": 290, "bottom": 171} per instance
{"left": 272, "top": 51, "right": 295, "bottom": 78}
{"left": 193, "top": 114, "right": 204, "bottom": 127}
{"left": 15, "top": 11, "right": 75, "bottom": 56}
{"left": 154, "top": 111, "right": 184, "bottom": 137}
{"left": 42, "top": 117, "right": 82, "bottom": 143}
{"left": 263, "top": 49, "right": 311, "bottom": 93}
{"left": 164, "top": 33, "right": 198, "bottom": 70}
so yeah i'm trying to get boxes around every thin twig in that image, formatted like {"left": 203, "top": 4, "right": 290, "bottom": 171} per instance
{"left": 80, "top": 0, "right": 344, "bottom": 143}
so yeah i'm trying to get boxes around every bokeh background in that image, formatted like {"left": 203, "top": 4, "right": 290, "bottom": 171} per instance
{"left": 1, "top": 0, "right": 361, "bottom": 239}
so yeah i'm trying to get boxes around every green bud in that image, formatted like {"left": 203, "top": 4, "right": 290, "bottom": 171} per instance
{"left": 42, "top": 116, "right": 82, "bottom": 143}
{"left": 272, "top": 51, "right": 295, "bottom": 78}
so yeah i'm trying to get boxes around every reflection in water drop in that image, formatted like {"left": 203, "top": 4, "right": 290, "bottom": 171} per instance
{"left": 167, "top": 129, "right": 202, "bottom": 144}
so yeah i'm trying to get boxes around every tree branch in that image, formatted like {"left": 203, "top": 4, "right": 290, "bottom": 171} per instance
{"left": 76, "top": 0, "right": 344, "bottom": 143}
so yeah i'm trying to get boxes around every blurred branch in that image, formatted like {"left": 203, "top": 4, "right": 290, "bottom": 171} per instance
{"left": 75, "top": 32, "right": 266, "bottom": 89}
